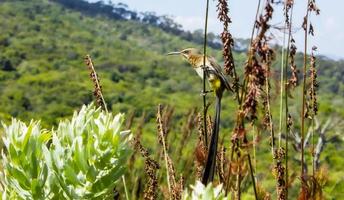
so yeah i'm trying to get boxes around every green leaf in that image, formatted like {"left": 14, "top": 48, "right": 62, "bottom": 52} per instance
{"left": 22, "top": 123, "right": 33, "bottom": 153}
{"left": 63, "top": 165, "right": 79, "bottom": 186}
{"left": 7, "top": 167, "right": 31, "bottom": 190}
{"left": 30, "top": 148, "right": 38, "bottom": 178}
{"left": 73, "top": 138, "right": 89, "bottom": 173}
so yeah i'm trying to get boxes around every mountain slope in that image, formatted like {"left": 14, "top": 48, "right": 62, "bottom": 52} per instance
{"left": 0, "top": 0, "right": 223, "bottom": 126}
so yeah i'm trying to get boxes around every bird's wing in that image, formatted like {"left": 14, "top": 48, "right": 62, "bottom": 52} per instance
{"left": 207, "top": 56, "right": 232, "bottom": 91}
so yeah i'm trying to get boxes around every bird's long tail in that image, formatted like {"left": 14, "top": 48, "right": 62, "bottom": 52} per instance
{"left": 202, "top": 91, "right": 222, "bottom": 184}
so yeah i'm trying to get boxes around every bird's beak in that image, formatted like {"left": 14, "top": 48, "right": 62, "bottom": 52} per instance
{"left": 166, "top": 51, "right": 181, "bottom": 56}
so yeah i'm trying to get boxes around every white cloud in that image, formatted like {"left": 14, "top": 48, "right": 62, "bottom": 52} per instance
{"left": 174, "top": 16, "right": 204, "bottom": 31}
{"left": 173, "top": 16, "right": 222, "bottom": 33}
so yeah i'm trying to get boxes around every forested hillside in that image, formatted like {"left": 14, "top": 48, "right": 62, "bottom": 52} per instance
{"left": 1, "top": 0, "right": 343, "bottom": 126}
{"left": 0, "top": 0, "right": 343, "bottom": 199}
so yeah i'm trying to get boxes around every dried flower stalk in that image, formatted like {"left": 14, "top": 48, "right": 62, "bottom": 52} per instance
{"left": 132, "top": 137, "right": 160, "bottom": 200}
{"left": 288, "top": 38, "right": 298, "bottom": 89}
{"left": 84, "top": 55, "right": 108, "bottom": 112}
{"left": 274, "top": 148, "right": 286, "bottom": 200}
{"left": 308, "top": 48, "right": 318, "bottom": 117}
{"left": 243, "top": 1, "right": 274, "bottom": 121}
{"left": 168, "top": 156, "right": 183, "bottom": 200}
{"left": 156, "top": 105, "right": 182, "bottom": 200}
{"left": 216, "top": 145, "right": 226, "bottom": 183}
{"left": 195, "top": 113, "right": 207, "bottom": 180}
{"left": 156, "top": 105, "right": 172, "bottom": 198}
{"left": 300, "top": 0, "right": 320, "bottom": 183}
{"left": 216, "top": 0, "right": 235, "bottom": 79}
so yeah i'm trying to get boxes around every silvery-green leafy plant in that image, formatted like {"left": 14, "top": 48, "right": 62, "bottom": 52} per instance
{"left": 182, "top": 181, "right": 230, "bottom": 200}
{"left": 46, "top": 105, "right": 132, "bottom": 199}
{"left": 0, "top": 104, "right": 131, "bottom": 200}
{"left": 0, "top": 120, "right": 52, "bottom": 200}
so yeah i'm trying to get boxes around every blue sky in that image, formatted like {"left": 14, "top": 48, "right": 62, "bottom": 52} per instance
{"left": 90, "top": 0, "right": 344, "bottom": 59}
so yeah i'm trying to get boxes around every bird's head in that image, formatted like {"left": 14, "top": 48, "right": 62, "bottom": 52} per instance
{"left": 167, "top": 48, "right": 200, "bottom": 60}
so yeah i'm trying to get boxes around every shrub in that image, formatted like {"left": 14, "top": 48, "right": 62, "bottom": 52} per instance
{"left": 0, "top": 120, "right": 51, "bottom": 199}
{"left": 0, "top": 104, "right": 131, "bottom": 199}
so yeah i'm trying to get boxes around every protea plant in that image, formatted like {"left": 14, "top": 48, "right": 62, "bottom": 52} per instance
{"left": 1, "top": 104, "right": 131, "bottom": 199}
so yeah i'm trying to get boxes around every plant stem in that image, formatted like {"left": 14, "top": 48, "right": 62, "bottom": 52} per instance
{"left": 278, "top": 26, "right": 286, "bottom": 149}
{"left": 252, "top": 125, "right": 257, "bottom": 175}
{"left": 225, "top": 143, "right": 235, "bottom": 195}
{"left": 239, "top": 0, "right": 262, "bottom": 106}
{"left": 85, "top": 55, "right": 108, "bottom": 113}
{"left": 236, "top": 159, "right": 241, "bottom": 200}
{"left": 311, "top": 117, "right": 315, "bottom": 198}
{"left": 233, "top": 1, "right": 262, "bottom": 199}
{"left": 284, "top": 4, "right": 295, "bottom": 198}
{"left": 162, "top": 129, "right": 172, "bottom": 199}
{"left": 202, "top": 0, "right": 210, "bottom": 147}
{"left": 265, "top": 69, "right": 275, "bottom": 158}
{"left": 122, "top": 176, "right": 130, "bottom": 200}
{"left": 247, "top": 154, "right": 258, "bottom": 200}
{"left": 311, "top": 52, "right": 316, "bottom": 198}
{"left": 301, "top": 0, "right": 311, "bottom": 179}
{"left": 157, "top": 106, "right": 172, "bottom": 199}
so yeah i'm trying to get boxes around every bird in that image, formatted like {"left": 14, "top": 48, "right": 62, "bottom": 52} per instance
{"left": 167, "top": 48, "right": 232, "bottom": 184}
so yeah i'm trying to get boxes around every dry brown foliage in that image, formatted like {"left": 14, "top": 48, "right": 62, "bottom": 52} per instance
{"left": 132, "top": 137, "right": 160, "bottom": 200}
{"left": 84, "top": 55, "right": 107, "bottom": 111}
{"left": 216, "top": 0, "right": 235, "bottom": 79}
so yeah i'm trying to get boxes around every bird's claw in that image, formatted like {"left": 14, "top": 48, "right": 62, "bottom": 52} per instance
{"left": 200, "top": 90, "right": 213, "bottom": 96}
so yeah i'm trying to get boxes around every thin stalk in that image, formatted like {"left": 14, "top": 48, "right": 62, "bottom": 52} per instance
{"left": 265, "top": 57, "right": 278, "bottom": 195}
{"left": 311, "top": 117, "right": 315, "bottom": 198}
{"left": 283, "top": 49, "right": 290, "bottom": 200}
{"left": 235, "top": 1, "right": 262, "bottom": 199}
{"left": 250, "top": 0, "right": 263, "bottom": 47}
{"left": 232, "top": 63, "right": 240, "bottom": 103}
{"left": 85, "top": 55, "right": 108, "bottom": 113}
{"left": 226, "top": 0, "right": 262, "bottom": 197}
{"left": 278, "top": 26, "right": 286, "bottom": 148}
{"left": 236, "top": 160, "right": 241, "bottom": 200}
{"left": 157, "top": 106, "right": 172, "bottom": 199}
{"left": 284, "top": 4, "right": 295, "bottom": 199}
{"left": 312, "top": 120, "right": 315, "bottom": 174}
{"left": 239, "top": 0, "right": 262, "bottom": 106}
{"left": 217, "top": 0, "right": 240, "bottom": 103}
{"left": 285, "top": 114, "right": 289, "bottom": 199}
{"left": 265, "top": 71, "right": 275, "bottom": 158}
{"left": 285, "top": 113, "right": 289, "bottom": 199}
{"left": 252, "top": 126, "right": 257, "bottom": 175}
{"left": 122, "top": 176, "right": 130, "bottom": 200}
{"left": 301, "top": 0, "right": 311, "bottom": 178}
{"left": 247, "top": 154, "right": 258, "bottom": 199}
{"left": 202, "top": 0, "right": 210, "bottom": 147}
{"left": 162, "top": 131, "right": 171, "bottom": 199}
{"left": 265, "top": 60, "right": 278, "bottom": 198}
{"left": 225, "top": 143, "right": 235, "bottom": 195}
{"left": 310, "top": 52, "right": 316, "bottom": 198}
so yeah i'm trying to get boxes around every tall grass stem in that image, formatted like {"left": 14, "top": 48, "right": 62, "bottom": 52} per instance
{"left": 301, "top": 0, "right": 311, "bottom": 178}
{"left": 157, "top": 105, "right": 172, "bottom": 199}
{"left": 278, "top": 26, "right": 286, "bottom": 148}
{"left": 284, "top": 4, "right": 295, "bottom": 198}
{"left": 202, "top": 0, "right": 210, "bottom": 147}
{"left": 122, "top": 176, "right": 130, "bottom": 200}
